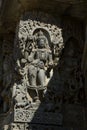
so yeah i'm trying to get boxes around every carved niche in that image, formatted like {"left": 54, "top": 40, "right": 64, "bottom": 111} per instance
{"left": 13, "top": 12, "right": 64, "bottom": 126}
{"left": 11, "top": 12, "right": 85, "bottom": 130}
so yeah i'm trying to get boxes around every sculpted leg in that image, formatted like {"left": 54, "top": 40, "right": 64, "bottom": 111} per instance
{"left": 28, "top": 65, "right": 37, "bottom": 86}
{"left": 38, "top": 69, "right": 45, "bottom": 87}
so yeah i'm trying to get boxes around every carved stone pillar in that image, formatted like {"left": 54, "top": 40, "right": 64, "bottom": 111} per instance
{"left": 81, "top": 23, "right": 87, "bottom": 100}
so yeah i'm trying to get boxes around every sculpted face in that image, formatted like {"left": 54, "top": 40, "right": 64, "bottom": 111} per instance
{"left": 37, "top": 38, "right": 46, "bottom": 48}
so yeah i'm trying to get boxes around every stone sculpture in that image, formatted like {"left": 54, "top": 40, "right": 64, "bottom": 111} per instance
{"left": 2, "top": 12, "right": 84, "bottom": 130}
{"left": 12, "top": 12, "right": 64, "bottom": 126}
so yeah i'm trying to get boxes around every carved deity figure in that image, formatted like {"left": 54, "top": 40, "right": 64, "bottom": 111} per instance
{"left": 27, "top": 31, "right": 53, "bottom": 89}
{"left": 13, "top": 84, "right": 31, "bottom": 109}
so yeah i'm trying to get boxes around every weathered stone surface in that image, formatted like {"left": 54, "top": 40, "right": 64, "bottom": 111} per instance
{"left": 63, "top": 104, "right": 86, "bottom": 128}
{"left": 0, "top": 0, "right": 86, "bottom": 130}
